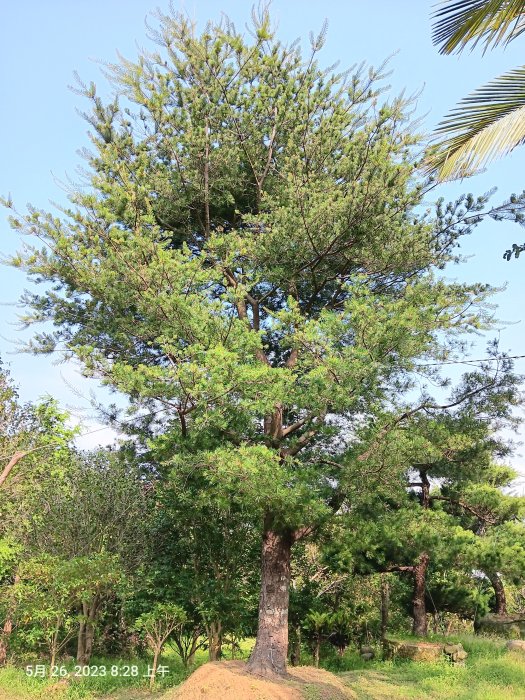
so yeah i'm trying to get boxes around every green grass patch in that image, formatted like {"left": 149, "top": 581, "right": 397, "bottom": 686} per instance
{"left": 0, "top": 639, "right": 254, "bottom": 699}
{"left": 338, "top": 635, "right": 525, "bottom": 700}
{"left": 0, "top": 635, "right": 523, "bottom": 699}
{"left": 0, "top": 655, "right": 188, "bottom": 699}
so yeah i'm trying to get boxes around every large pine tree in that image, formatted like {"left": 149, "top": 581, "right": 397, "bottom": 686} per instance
{"left": 4, "top": 8, "right": 505, "bottom": 676}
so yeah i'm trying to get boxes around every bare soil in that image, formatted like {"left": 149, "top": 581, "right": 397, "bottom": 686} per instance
{"left": 165, "top": 660, "right": 356, "bottom": 700}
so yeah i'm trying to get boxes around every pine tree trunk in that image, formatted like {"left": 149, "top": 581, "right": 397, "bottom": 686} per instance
{"left": 411, "top": 552, "right": 430, "bottom": 637}
{"left": 488, "top": 572, "right": 507, "bottom": 615}
{"left": 246, "top": 527, "right": 293, "bottom": 678}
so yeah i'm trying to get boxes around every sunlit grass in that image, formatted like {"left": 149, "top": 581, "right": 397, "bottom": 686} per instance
{"left": 0, "top": 638, "right": 255, "bottom": 699}
{"left": 337, "top": 634, "right": 525, "bottom": 700}
{"left": 0, "top": 635, "right": 523, "bottom": 699}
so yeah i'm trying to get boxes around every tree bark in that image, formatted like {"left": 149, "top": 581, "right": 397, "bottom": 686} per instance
{"left": 76, "top": 597, "right": 99, "bottom": 665}
{"left": 0, "top": 574, "right": 20, "bottom": 666}
{"left": 432, "top": 612, "right": 440, "bottom": 634}
{"left": 290, "top": 625, "right": 301, "bottom": 666}
{"left": 488, "top": 572, "right": 507, "bottom": 615}
{"left": 419, "top": 469, "right": 430, "bottom": 509}
{"left": 0, "top": 451, "right": 27, "bottom": 489}
{"left": 185, "top": 631, "right": 201, "bottom": 667}
{"left": 77, "top": 620, "right": 87, "bottom": 665}
{"left": 380, "top": 574, "right": 389, "bottom": 641}
{"left": 50, "top": 621, "right": 60, "bottom": 669}
{"left": 313, "top": 637, "right": 320, "bottom": 668}
{"left": 411, "top": 552, "right": 430, "bottom": 636}
{"left": 0, "top": 619, "right": 13, "bottom": 666}
{"left": 246, "top": 527, "right": 293, "bottom": 678}
{"left": 150, "top": 647, "right": 160, "bottom": 689}
{"left": 207, "top": 620, "right": 222, "bottom": 661}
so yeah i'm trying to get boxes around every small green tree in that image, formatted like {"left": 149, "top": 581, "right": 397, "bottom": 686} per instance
{"left": 134, "top": 603, "right": 186, "bottom": 688}
{"left": 15, "top": 557, "right": 78, "bottom": 667}
{"left": 0, "top": 538, "right": 20, "bottom": 665}
{"left": 25, "top": 451, "right": 151, "bottom": 664}
{"left": 303, "top": 610, "right": 333, "bottom": 668}
{"left": 0, "top": 359, "right": 74, "bottom": 495}
{"left": 333, "top": 359, "right": 521, "bottom": 637}
{"left": 138, "top": 472, "right": 260, "bottom": 663}
{"left": 439, "top": 464, "right": 525, "bottom": 616}
{"left": 0, "top": 365, "right": 76, "bottom": 664}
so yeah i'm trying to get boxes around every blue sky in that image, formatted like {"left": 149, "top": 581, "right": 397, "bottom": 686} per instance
{"left": 1, "top": 1, "right": 524, "bottom": 472}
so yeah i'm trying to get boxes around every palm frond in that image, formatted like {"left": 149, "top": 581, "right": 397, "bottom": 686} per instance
{"left": 432, "top": 0, "right": 525, "bottom": 54}
{"left": 428, "top": 66, "right": 525, "bottom": 179}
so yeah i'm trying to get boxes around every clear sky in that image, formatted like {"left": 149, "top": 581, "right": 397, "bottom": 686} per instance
{"left": 1, "top": 1, "right": 524, "bottom": 478}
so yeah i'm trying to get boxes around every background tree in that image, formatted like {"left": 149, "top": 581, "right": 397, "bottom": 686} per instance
{"left": 4, "top": 7, "right": 512, "bottom": 677}
{"left": 129, "top": 471, "right": 260, "bottom": 664}
{"left": 0, "top": 360, "right": 73, "bottom": 495}
{"left": 134, "top": 603, "right": 186, "bottom": 688}
{"left": 438, "top": 462, "right": 525, "bottom": 615}
{"left": 24, "top": 450, "right": 153, "bottom": 665}
{"left": 334, "top": 360, "right": 521, "bottom": 636}
{"left": 0, "top": 364, "right": 76, "bottom": 665}
{"left": 14, "top": 556, "right": 81, "bottom": 668}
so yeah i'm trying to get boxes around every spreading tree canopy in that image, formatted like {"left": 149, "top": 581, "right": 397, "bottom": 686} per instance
{"left": 3, "top": 7, "right": 510, "bottom": 676}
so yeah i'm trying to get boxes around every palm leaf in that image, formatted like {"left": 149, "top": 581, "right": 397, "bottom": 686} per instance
{"left": 427, "top": 66, "right": 525, "bottom": 179}
{"left": 432, "top": 0, "right": 525, "bottom": 54}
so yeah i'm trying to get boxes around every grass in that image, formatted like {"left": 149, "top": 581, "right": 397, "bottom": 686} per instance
{"left": 0, "top": 649, "right": 203, "bottom": 699}
{"left": 0, "top": 639, "right": 255, "bottom": 699}
{"left": 0, "top": 635, "right": 523, "bottom": 699}
{"left": 338, "top": 635, "right": 525, "bottom": 700}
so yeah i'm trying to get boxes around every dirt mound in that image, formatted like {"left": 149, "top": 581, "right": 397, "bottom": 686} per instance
{"left": 166, "top": 660, "right": 355, "bottom": 700}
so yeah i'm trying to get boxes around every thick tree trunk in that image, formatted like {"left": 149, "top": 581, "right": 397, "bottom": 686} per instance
{"left": 411, "top": 552, "right": 430, "bottom": 637}
{"left": 246, "top": 527, "right": 293, "bottom": 678}
{"left": 380, "top": 574, "right": 389, "bottom": 641}
{"left": 488, "top": 572, "right": 507, "bottom": 615}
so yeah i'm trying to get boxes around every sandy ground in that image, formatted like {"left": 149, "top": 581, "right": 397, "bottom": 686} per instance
{"left": 165, "top": 660, "right": 355, "bottom": 700}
